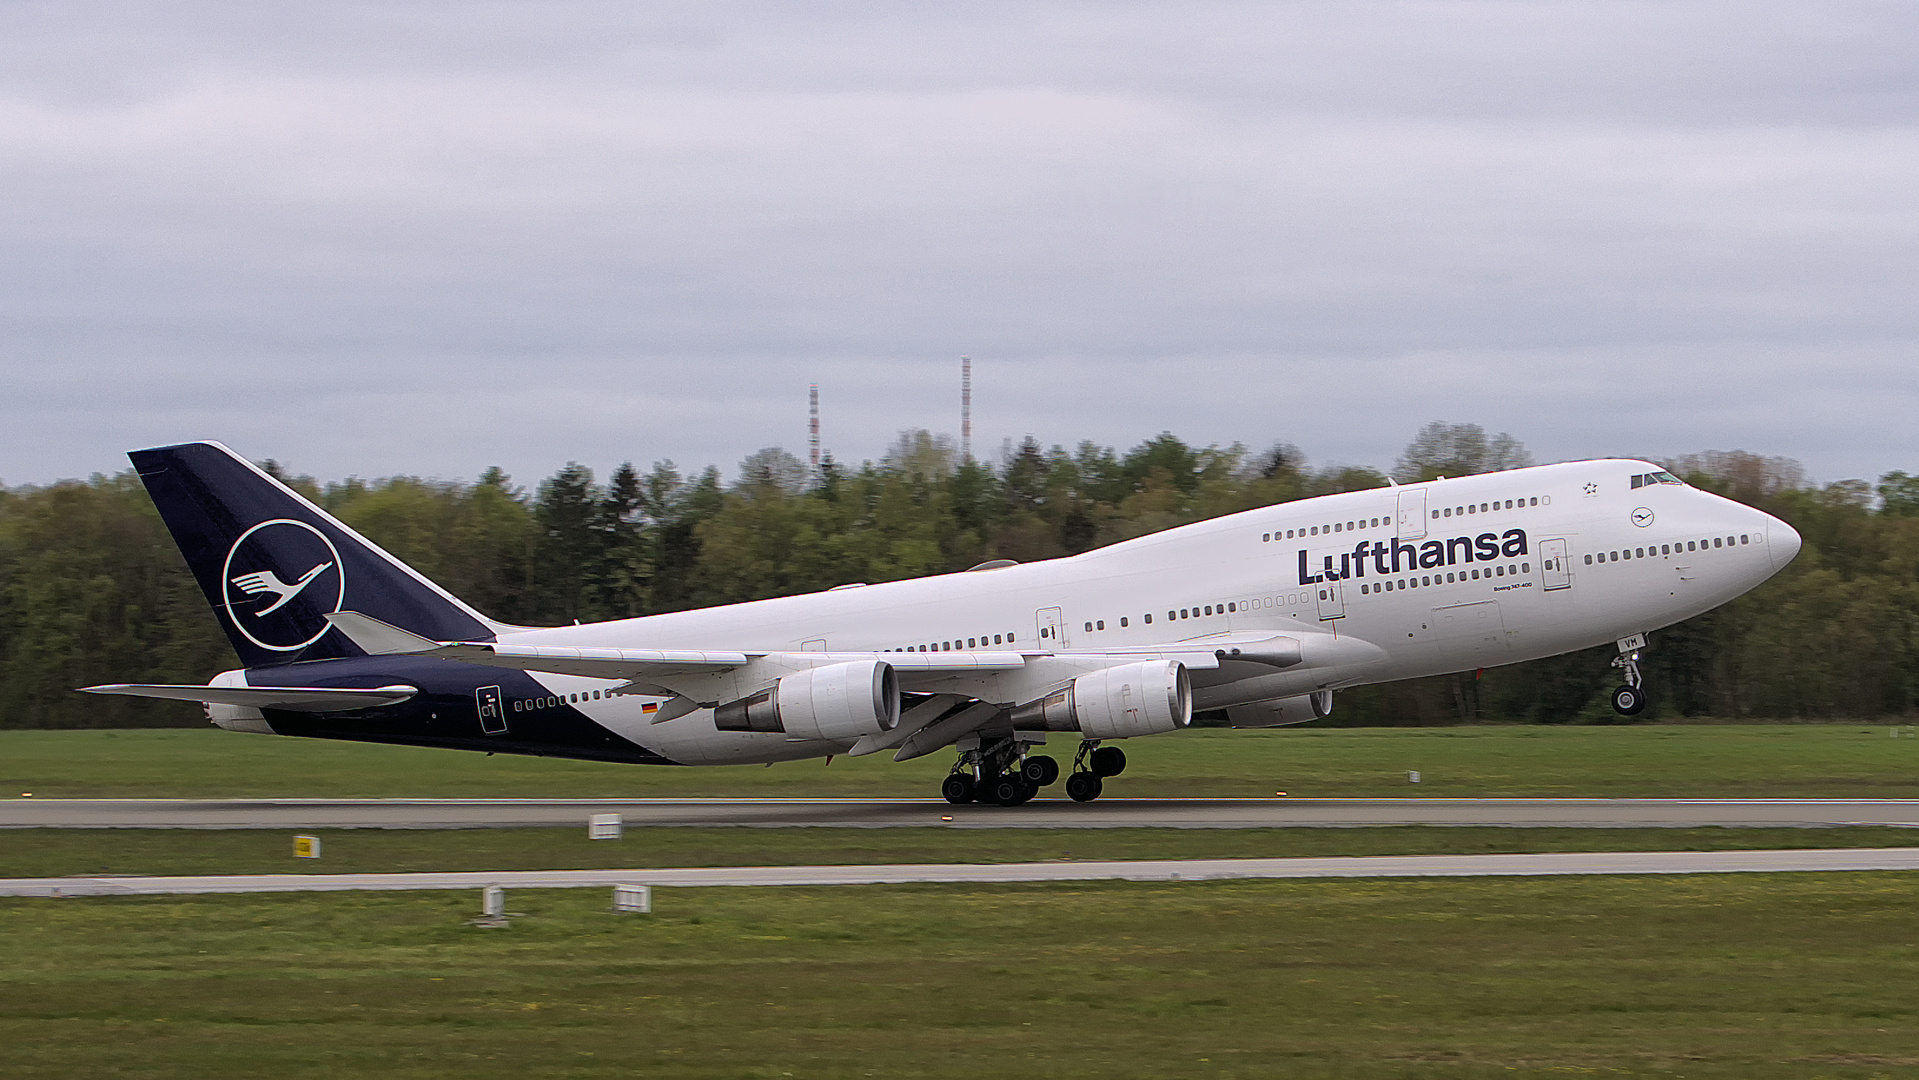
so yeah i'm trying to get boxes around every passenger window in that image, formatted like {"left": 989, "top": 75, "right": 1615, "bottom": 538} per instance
{"left": 1521, "top": 562, "right": 1529, "bottom": 572}
{"left": 1431, "top": 510, "right": 1439, "bottom": 519}
{"left": 1096, "top": 621, "right": 1105, "bottom": 630}
{"left": 1334, "top": 523, "right": 1342, "bottom": 532}
{"left": 1713, "top": 537, "right": 1722, "bottom": 548}
{"left": 1443, "top": 507, "right": 1451, "bottom": 516}
{"left": 1119, "top": 618, "right": 1128, "bottom": 628}
{"left": 1144, "top": 614, "right": 1153, "bottom": 624}
{"left": 1741, "top": 534, "right": 1749, "bottom": 544}
{"left": 1309, "top": 526, "right": 1317, "bottom": 536}
{"left": 1584, "top": 554, "right": 1592, "bottom": 564}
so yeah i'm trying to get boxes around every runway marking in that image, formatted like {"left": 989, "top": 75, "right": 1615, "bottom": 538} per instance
{"left": 4, "top": 848, "right": 1918, "bottom": 896}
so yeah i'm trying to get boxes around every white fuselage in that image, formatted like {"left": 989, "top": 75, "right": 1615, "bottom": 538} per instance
{"left": 495, "top": 459, "right": 1798, "bottom": 764}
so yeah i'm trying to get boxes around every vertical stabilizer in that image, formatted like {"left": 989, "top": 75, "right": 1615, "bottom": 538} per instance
{"left": 129, "top": 441, "right": 497, "bottom": 668}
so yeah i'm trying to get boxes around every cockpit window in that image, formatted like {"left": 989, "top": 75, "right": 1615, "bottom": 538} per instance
{"left": 1629, "top": 471, "right": 1685, "bottom": 489}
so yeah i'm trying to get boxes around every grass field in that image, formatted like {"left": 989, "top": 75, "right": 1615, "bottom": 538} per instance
{"left": 5, "top": 874, "right": 1918, "bottom": 1079}
{"left": 7, "top": 725, "right": 1919, "bottom": 1077}
{"left": 5, "top": 723, "right": 1919, "bottom": 800}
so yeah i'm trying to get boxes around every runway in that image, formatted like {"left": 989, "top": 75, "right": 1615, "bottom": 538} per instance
{"left": 6, "top": 796, "right": 1919, "bottom": 830}
{"left": 5, "top": 847, "right": 1918, "bottom": 897}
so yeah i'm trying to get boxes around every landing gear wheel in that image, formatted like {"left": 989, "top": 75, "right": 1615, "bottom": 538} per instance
{"left": 1065, "top": 771, "right": 1103, "bottom": 802}
{"left": 987, "top": 775, "right": 1034, "bottom": 806}
{"left": 941, "top": 773, "right": 976, "bottom": 804}
{"left": 1611, "top": 684, "right": 1646, "bottom": 716}
{"left": 1021, "top": 755, "right": 1060, "bottom": 787}
{"left": 1090, "top": 746, "right": 1127, "bottom": 778}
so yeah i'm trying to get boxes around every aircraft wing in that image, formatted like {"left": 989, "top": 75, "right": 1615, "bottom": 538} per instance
{"left": 80, "top": 683, "right": 419, "bottom": 712}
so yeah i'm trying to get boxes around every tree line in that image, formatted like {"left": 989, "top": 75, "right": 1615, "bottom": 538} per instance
{"left": 2, "top": 423, "right": 1914, "bottom": 728}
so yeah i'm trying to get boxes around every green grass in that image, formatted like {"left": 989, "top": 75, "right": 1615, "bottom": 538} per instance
{"left": 5, "top": 724, "right": 1919, "bottom": 799}
{"left": 5, "top": 875, "right": 1919, "bottom": 1078}
{"left": 7, "top": 825, "right": 1919, "bottom": 880}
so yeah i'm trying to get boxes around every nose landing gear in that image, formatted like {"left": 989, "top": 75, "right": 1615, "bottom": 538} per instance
{"left": 1610, "top": 633, "right": 1648, "bottom": 716}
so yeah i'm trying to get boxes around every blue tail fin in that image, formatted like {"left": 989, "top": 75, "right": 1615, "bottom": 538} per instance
{"left": 130, "top": 441, "right": 498, "bottom": 668}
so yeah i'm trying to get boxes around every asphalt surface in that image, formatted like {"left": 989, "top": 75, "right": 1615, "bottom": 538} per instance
{"left": 6, "top": 847, "right": 1919, "bottom": 897}
{"left": 5, "top": 797, "right": 1919, "bottom": 829}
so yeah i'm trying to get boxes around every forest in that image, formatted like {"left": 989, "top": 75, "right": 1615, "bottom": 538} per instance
{"left": 2, "top": 422, "right": 1914, "bottom": 728}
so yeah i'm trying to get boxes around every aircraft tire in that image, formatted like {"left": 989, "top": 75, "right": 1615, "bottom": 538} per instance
{"left": 1611, "top": 685, "right": 1647, "bottom": 716}
{"left": 942, "top": 774, "right": 976, "bottom": 804}
{"left": 986, "top": 775, "right": 1030, "bottom": 806}
{"left": 1065, "top": 771, "right": 1103, "bottom": 802}
{"left": 1090, "top": 746, "right": 1127, "bottom": 778}
{"left": 1022, "top": 755, "right": 1060, "bottom": 786}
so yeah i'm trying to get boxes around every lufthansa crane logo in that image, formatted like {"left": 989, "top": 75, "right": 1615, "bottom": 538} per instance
{"left": 1631, "top": 507, "right": 1655, "bottom": 528}
{"left": 221, "top": 519, "right": 346, "bottom": 652}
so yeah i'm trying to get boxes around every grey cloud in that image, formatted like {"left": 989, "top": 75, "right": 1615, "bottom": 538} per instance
{"left": 2, "top": 1, "right": 1915, "bottom": 487}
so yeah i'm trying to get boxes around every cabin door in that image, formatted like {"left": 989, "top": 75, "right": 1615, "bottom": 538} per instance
{"left": 1538, "top": 539, "right": 1572, "bottom": 591}
{"left": 476, "top": 685, "right": 507, "bottom": 736}
{"left": 1316, "top": 582, "right": 1345, "bottom": 621}
{"left": 1036, "top": 606, "right": 1068, "bottom": 649}
{"left": 1396, "top": 488, "right": 1428, "bottom": 540}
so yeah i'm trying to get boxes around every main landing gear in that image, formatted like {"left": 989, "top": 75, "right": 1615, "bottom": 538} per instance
{"left": 940, "top": 737, "right": 1124, "bottom": 805}
{"left": 1610, "top": 633, "right": 1648, "bottom": 716}
{"left": 1064, "top": 742, "right": 1126, "bottom": 803}
{"left": 942, "top": 735, "right": 1061, "bottom": 806}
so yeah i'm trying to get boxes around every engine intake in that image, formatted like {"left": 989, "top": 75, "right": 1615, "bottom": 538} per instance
{"left": 714, "top": 659, "right": 900, "bottom": 741}
{"left": 1010, "top": 660, "right": 1192, "bottom": 739}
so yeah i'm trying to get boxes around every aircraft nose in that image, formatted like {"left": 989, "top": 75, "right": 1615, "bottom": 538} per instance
{"left": 1766, "top": 514, "right": 1802, "bottom": 571}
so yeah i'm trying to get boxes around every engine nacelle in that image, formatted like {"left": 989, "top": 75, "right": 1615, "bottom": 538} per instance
{"left": 713, "top": 659, "right": 900, "bottom": 741}
{"left": 1010, "top": 660, "right": 1192, "bottom": 739}
{"left": 1225, "top": 690, "right": 1332, "bottom": 729}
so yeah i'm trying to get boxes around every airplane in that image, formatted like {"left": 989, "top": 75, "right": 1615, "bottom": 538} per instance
{"left": 84, "top": 441, "right": 1801, "bottom": 805}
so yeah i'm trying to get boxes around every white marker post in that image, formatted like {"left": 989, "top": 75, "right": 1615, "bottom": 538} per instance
{"left": 1408, "top": 771, "right": 1421, "bottom": 784}
{"left": 482, "top": 885, "right": 505, "bottom": 917}
{"left": 612, "top": 884, "right": 651, "bottom": 914}
{"left": 588, "top": 813, "right": 623, "bottom": 840}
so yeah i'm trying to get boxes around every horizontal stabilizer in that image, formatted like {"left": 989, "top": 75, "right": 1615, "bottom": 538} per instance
{"left": 323, "top": 611, "right": 443, "bottom": 655}
{"left": 80, "top": 683, "right": 419, "bottom": 712}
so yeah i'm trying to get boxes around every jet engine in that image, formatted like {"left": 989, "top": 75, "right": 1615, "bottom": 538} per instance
{"left": 1225, "top": 690, "right": 1332, "bottom": 729}
{"left": 1010, "top": 660, "right": 1192, "bottom": 739}
{"left": 713, "top": 659, "right": 900, "bottom": 741}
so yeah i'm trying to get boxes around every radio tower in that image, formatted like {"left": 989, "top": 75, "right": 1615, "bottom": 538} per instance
{"left": 960, "top": 356, "right": 972, "bottom": 464}
{"left": 808, "top": 383, "right": 821, "bottom": 477}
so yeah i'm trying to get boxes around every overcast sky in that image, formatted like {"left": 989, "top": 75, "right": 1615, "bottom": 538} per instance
{"left": 4, "top": 1, "right": 1915, "bottom": 489}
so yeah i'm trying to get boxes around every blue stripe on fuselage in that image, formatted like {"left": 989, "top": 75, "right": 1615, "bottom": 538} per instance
{"left": 241, "top": 656, "right": 681, "bottom": 766}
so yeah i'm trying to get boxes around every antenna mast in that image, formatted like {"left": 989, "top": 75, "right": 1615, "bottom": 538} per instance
{"left": 960, "top": 356, "right": 972, "bottom": 464}
{"left": 808, "top": 383, "right": 821, "bottom": 477}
